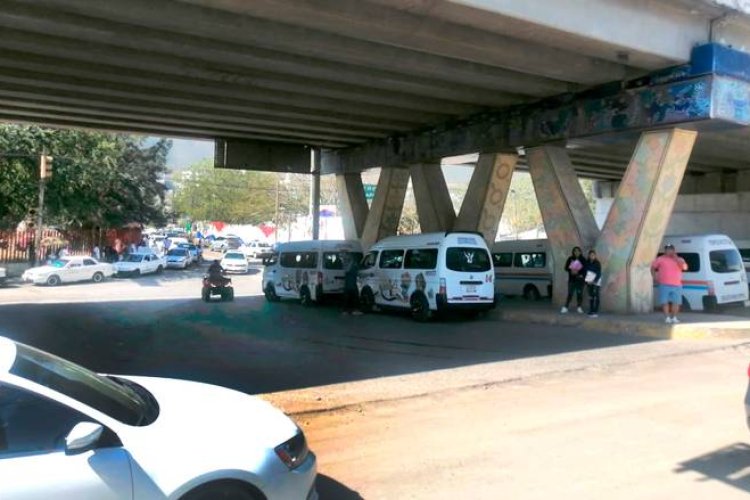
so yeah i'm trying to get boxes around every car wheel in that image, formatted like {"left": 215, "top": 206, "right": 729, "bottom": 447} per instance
{"left": 360, "top": 286, "right": 375, "bottom": 313}
{"left": 410, "top": 292, "right": 432, "bottom": 322}
{"left": 300, "top": 286, "right": 312, "bottom": 307}
{"left": 315, "top": 284, "right": 325, "bottom": 305}
{"left": 180, "top": 481, "right": 261, "bottom": 500}
{"left": 133, "top": 269, "right": 141, "bottom": 278}
{"left": 523, "top": 284, "right": 541, "bottom": 301}
{"left": 92, "top": 272, "right": 104, "bottom": 283}
{"left": 46, "top": 274, "right": 61, "bottom": 286}
{"left": 156, "top": 265, "right": 164, "bottom": 274}
{"left": 264, "top": 283, "right": 280, "bottom": 302}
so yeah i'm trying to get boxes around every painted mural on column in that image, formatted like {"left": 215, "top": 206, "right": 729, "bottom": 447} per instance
{"left": 477, "top": 154, "right": 517, "bottom": 246}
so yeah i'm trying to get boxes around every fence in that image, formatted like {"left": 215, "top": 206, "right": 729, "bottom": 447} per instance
{"left": 0, "top": 229, "right": 72, "bottom": 264}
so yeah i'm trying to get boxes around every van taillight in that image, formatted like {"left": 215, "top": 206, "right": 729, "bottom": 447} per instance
{"left": 439, "top": 278, "right": 446, "bottom": 295}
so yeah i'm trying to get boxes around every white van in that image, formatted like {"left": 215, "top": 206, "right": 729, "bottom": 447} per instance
{"left": 734, "top": 239, "right": 750, "bottom": 289}
{"left": 263, "top": 240, "right": 363, "bottom": 305}
{"left": 490, "top": 239, "right": 553, "bottom": 300}
{"left": 656, "top": 234, "right": 749, "bottom": 311}
{"left": 358, "top": 232, "right": 495, "bottom": 321}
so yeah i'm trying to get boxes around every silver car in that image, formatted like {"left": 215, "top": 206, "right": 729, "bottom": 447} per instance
{"left": 0, "top": 336, "right": 318, "bottom": 499}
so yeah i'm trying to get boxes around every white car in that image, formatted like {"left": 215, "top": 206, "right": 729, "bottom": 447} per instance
{"left": 246, "top": 241, "right": 274, "bottom": 260}
{"left": 0, "top": 336, "right": 318, "bottom": 500}
{"left": 0, "top": 267, "right": 6, "bottom": 286}
{"left": 222, "top": 251, "right": 249, "bottom": 274}
{"left": 21, "top": 257, "right": 115, "bottom": 286}
{"left": 114, "top": 252, "right": 166, "bottom": 277}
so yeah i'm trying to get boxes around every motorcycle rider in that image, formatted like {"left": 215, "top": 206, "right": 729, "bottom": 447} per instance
{"left": 207, "top": 259, "right": 228, "bottom": 286}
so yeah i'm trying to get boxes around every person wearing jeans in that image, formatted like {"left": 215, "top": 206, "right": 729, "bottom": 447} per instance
{"left": 561, "top": 246, "right": 586, "bottom": 314}
{"left": 584, "top": 250, "right": 602, "bottom": 318}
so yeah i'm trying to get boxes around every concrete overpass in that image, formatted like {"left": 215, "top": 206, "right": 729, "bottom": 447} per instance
{"left": 3, "top": 0, "right": 750, "bottom": 313}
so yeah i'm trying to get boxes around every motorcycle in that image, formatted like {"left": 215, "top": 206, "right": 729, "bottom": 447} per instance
{"left": 201, "top": 272, "right": 234, "bottom": 302}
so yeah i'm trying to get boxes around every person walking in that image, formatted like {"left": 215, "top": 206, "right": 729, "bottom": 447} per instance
{"left": 560, "top": 246, "right": 586, "bottom": 314}
{"left": 92, "top": 244, "right": 101, "bottom": 261}
{"left": 342, "top": 252, "right": 362, "bottom": 315}
{"left": 584, "top": 249, "right": 602, "bottom": 318}
{"left": 651, "top": 243, "right": 688, "bottom": 324}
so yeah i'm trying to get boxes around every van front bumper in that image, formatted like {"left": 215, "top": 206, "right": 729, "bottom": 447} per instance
{"left": 436, "top": 293, "right": 495, "bottom": 311}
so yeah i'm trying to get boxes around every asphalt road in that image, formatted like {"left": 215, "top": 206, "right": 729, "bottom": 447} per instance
{"left": 2, "top": 268, "right": 750, "bottom": 499}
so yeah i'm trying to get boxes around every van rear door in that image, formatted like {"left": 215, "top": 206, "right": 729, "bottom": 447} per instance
{"left": 443, "top": 244, "right": 494, "bottom": 303}
{"left": 708, "top": 247, "right": 749, "bottom": 304}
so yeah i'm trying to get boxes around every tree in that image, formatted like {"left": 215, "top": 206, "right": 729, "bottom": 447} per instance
{"left": 0, "top": 125, "right": 170, "bottom": 230}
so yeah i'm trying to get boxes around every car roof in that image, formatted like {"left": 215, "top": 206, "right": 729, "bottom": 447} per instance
{"left": 0, "top": 336, "right": 17, "bottom": 374}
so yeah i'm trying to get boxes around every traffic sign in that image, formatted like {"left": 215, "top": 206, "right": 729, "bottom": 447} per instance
{"left": 363, "top": 183, "right": 376, "bottom": 201}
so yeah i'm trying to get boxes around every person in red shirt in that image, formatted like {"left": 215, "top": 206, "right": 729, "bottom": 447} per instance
{"left": 651, "top": 244, "right": 688, "bottom": 324}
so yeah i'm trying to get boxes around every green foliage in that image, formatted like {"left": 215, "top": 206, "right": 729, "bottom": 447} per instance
{"left": 172, "top": 159, "right": 310, "bottom": 224}
{"left": 0, "top": 125, "right": 170, "bottom": 230}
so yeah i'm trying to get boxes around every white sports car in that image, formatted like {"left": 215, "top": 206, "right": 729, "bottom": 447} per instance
{"left": 0, "top": 336, "right": 318, "bottom": 499}
{"left": 21, "top": 256, "right": 115, "bottom": 286}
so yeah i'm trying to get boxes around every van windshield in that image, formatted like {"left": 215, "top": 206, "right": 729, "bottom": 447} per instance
{"left": 446, "top": 247, "right": 491, "bottom": 272}
{"left": 709, "top": 249, "right": 743, "bottom": 273}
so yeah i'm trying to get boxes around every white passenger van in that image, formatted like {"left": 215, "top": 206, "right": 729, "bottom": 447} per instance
{"left": 262, "top": 240, "right": 362, "bottom": 305}
{"left": 490, "top": 239, "right": 553, "bottom": 300}
{"left": 657, "top": 234, "right": 749, "bottom": 311}
{"left": 358, "top": 232, "right": 495, "bottom": 321}
{"left": 734, "top": 239, "right": 750, "bottom": 289}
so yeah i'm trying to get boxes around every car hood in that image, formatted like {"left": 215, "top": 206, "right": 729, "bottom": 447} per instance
{"left": 22, "top": 265, "right": 56, "bottom": 275}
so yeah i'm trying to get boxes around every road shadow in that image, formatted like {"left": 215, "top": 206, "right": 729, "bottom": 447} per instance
{"left": 316, "top": 475, "right": 364, "bottom": 499}
{"left": 674, "top": 442, "right": 750, "bottom": 492}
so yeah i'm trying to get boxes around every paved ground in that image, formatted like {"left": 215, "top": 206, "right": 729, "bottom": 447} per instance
{"left": 2, "top": 268, "right": 750, "bottom": 498}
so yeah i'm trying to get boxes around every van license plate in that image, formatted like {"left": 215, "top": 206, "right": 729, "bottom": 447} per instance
{"left": 465, "top": 285, "right": 477, "bottom": 293}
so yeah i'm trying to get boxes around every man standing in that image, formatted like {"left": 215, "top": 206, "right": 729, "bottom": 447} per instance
{"left": 342, "top": 252, "right": 362, "bottom": 316}
{"left": 651, "top": 244, "right": 688, "bottom": 324}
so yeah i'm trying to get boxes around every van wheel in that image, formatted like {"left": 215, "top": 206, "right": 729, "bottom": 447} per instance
{"left": 315, "top": 284, "right": 325, "bottom": 305}
{"left": 702, "top": 295, "right": 718, "bottom": 312}
{"left": 300, "top": 286, "right": 312, "bottom": 307}
{"left": 523, "top": 284, "right": 540, "bottom": 301}
{"left": 360, "top": 287, "right": 375, "bottom": 313}
{"left": 264, "top": 283, "right": 280, "bottom": 302}
{"left": 681, "top": 296, "right": 692, "bottom": 312}
{"left": 410, "top": 293, "right": 432, "bottom": 322}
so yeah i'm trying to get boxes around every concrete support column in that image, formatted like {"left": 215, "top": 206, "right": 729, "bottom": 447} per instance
{"left": 454, "top": 153, "right": 517, "bottom": 245}
{"left": 595, "top": 128, "right": 697, "bottom": 314}
{"left": 409, "top": 163, "right": 456, "bottom": 233}
{"left": 336, "top": 172, "right": 369, "bottom": 241}
{"left": 310, "top": 148, "right": 321, "bottom": 240}
{"left": 527, "top": 146, "right": 599, "bottom": 307}
{"left": 360, "top": 168, "right": 410, "bottom": 250}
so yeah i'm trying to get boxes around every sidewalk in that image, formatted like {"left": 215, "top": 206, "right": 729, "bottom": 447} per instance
{"left": 492, "top": 299, "right": 750, "bottom": 340}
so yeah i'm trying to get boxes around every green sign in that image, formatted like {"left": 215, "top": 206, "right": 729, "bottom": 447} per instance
{"left": 363, "top": 184, "right": 377, "bottom": 201}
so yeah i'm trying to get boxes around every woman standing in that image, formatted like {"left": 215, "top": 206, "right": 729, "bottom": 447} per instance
{"left": 584, "top": 249, "right": 602, "bottom": 318}
{"left": 561, "top": 246, "right": 586, "bottom": 314}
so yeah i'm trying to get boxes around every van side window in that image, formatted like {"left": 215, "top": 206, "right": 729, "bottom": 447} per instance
{"left": 379, "top": 250, "right": 404, "bottom": 269}
{"left": 323, "top": 252, "right": 343, "bottom": 270}
{"left": 404, "top": 249, "right": 438, "bottom": 270}
{"left": 279, "top": 252, "right": 318, "bottom": 268}
{"left": 514, "top": 252, "right": 546, "bottom": 269}
{"left": 361, "top": 251, "right": 378, "bottom": 269}
{"left": 492, "top": 252, "right": 513, "bottom": 268}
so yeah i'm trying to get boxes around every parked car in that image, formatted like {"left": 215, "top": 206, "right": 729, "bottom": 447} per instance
{"left": 222, "top": 251, "right": 250, "bottom": 274}
{"left": 177, "top": 243, "right": 202, "bottom": 264}
{"left": 0, "top": 266, "right": 6, "bottom": 286}
{"left": 165, "top": 248, "right": 191, "bottom": 269}
{"left": 21, "top": 257, "right": 115, "bottom": 286}
{"left": 246, "top": 241, "right": 274, "bottom": 260}
{"left": 211, "top": 237, "right": 243, "bottom": 252}
{"left": 113, "top": 252, "right": 166, "bottom": 277}
{"left": 0, "top": 336, "right": 318, "bottom": 499}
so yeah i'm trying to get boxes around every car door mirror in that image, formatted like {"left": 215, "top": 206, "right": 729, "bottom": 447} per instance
{"left": 65, "top": 422, "right": 104, "bottom": 455}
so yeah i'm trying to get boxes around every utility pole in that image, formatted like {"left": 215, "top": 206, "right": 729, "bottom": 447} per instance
{"left": 33, "top": 154, "right": 53, "bottom": 265}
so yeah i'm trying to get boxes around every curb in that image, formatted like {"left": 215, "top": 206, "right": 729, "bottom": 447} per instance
{"left": 494, "top": 309, "right": 750, "bottom": 340}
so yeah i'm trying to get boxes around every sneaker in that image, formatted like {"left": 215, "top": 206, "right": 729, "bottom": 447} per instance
{"left": 665, "top": 317, "right": 673, "bottom": 324}
{"left": 671, "top": 317, "right": 680, "bottom": 324}
{"left": 588, "top": 313, "right": 598, "bottom": 318}
{"left": 560, "top": 307, "right": 569, "bottom": 314}
{"left": 577, "top": 307, "right": 584, "bottom": 314}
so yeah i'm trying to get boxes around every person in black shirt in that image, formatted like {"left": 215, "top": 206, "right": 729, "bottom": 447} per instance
{"left": 561, "top": 246, "right": 586, "bottom": 314}
{"left": 584, "top": 249, "right": 603, "bottom": 318}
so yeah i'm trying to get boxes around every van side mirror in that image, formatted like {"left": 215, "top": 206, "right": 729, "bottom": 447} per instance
{"left": 65, "top": 422, "right": 104, "bottom": 455}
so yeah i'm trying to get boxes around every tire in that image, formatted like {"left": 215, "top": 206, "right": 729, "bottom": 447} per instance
{"left": 133, "top": 269, "right": 141, "bottom": 278}
{"left": 702, "top": 295, "right": 718, "bottom": 312}
{"left": 315, "top": 284, "right": 325, "bottom": 305}
{"left": 264, "top": 283, "right": 280, "bottom": 302}
{"left": 180, "top": 481, "right": 260, "bottom": 500}
{"left": 360, "top": 287, "right": 375, "bottom": 313}
{"left": 681, "top": 296, "right": 692, "bottom": 312}
{"left": 92, "top": 272, "right": 104, "bottom": 283}
{"left": 300, "top": 286, "right": 312, "bottom": 307}
{"left": 226, "top": 288, "right": 234, "bottom": 301}
{"left": 523, "top": 284, "right": 541, "bottom": 301}
{"left": 46, "top": 274, "right": 61, "bottom": 287}
{"left": 156, "top": 265, "right": 164, "bottom": 275}
{"left": 201, "top": 288, "right": 210, "bottom": 302}
{"left": 410, "top": 293, "right": 432, "bottom": 322}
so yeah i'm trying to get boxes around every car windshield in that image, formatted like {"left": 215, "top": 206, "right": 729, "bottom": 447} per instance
{"left": 225, "top": 253, "right": 244, "bottom": 260}
{"left": 9, "top": 343, "right": 155, "bottom": 426}
{"left": 49, "top": 259, "right": 70, "bottom": 268}
{"left": 168, "top": 249, "right": 187, "bottom": 256}
{"left": 124, "top": 254, "right": 144, "bottom": 262}
{"left": 445, "top": 247, "right": 492, "bottom": 272}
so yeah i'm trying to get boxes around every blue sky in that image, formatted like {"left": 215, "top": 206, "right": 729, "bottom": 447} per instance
{"left": 167, "top": 138, "right": 214, "bottom": 170}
